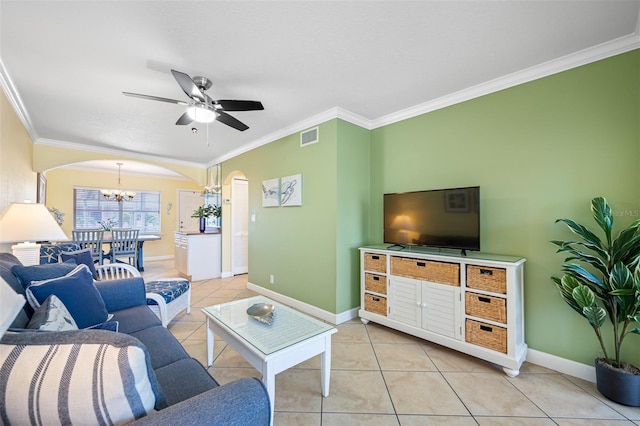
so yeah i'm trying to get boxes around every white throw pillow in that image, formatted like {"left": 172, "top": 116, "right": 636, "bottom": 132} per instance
{"left": 26, "top": 294, "right": 78, "bottom": 331}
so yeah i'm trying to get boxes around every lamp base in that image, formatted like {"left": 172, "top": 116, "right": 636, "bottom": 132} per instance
{"left": 11, "top": 242, "right": 41, "bottom": 266}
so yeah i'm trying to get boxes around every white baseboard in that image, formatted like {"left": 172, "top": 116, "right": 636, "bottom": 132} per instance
{"left": 247, "top": 282, "right": 358, "bottom": 325}
{"left": 526, "top": 349, "right": 596, "bottom": 383}
{"left": 143, "top": 255, "right": 174, "bottom": 262}
{"left": 221, "top": 271, "right": 233, "bottom": 278}
{"left": 249, "top": 282, "right": 597, "bottom": 381}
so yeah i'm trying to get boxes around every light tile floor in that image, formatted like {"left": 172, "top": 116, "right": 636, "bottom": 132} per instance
{"left": 141, "top": 260, "right": 640, "bottom": 425}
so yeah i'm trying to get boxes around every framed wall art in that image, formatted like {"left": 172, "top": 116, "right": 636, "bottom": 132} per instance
{"left": 37, "top": 173, "right": 47, "bottom": 204}
{"left": 261, "top": 178, "right": 280, "bottom": 207}
{"left": 281, "top": 174, "right": 302, "bottom": 206}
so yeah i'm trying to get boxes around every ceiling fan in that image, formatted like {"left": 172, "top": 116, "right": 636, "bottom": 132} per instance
{"left": 123, "top": 69, "right": 264, "bottom": 131}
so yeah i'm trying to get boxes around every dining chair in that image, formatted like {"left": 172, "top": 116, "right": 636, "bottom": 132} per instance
{"left": 71, "top": 229, "right": 105, "bottom": 265}
{"left": 106, "top": 228, "right": 139, "bottom": 269}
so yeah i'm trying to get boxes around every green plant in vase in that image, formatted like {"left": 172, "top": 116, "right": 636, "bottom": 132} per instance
{"left": 191, "top": 204, "right": 219, "bottom": 232}
{"left": 551, "top": 197, "right": 640, "bottom": 406}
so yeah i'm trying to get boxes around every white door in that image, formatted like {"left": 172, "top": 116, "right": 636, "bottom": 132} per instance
{"left": 231, "top": 178, "right": 249, "bottom": 275}
{"left": 178, "top": 190, "right": 202, "bottom": 232}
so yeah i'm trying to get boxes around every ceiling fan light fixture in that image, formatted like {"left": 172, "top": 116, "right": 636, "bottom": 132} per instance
{"left": 187, "top": 106, "right": 216, "bottom": 123}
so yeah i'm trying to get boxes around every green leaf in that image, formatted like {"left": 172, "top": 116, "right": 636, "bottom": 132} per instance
{"left": 554, "top": 275, "right": 583, "bottom": 316}
{"left": 583, "top": 306, "right": 606, "bottom": 328}
{"left": 609, "top": 289, "right": 636, "bottom": 296}
{"left": 611, "top": 229, "right": 640, "bottom": 266}
{"left": 610, "top": 262, "right": 634, "bottom": 290}
{"left": 573, "top": 285, "right": 596, "bottom": 308}
{"left": 591, "top": 197, "right": 613, "bottom": 246}
{"left": 555, "top": 218, "right": 605, "bottom": 252}
{"left": 558, "top": 250, "right": 608, "bottom": 277}
{"left": 562, "top": 264, "right": 604, "bottom": 290}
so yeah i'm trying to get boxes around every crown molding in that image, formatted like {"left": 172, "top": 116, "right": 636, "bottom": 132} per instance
{"left": 0, "top": 58, "right": 39, "bottom": 142}
{"left": 371, "top": 32, "right": 640, "bottom": 129}
{"left": 35, "top": 137, "right": 207, "bottom": 169}
{"left": 210, "top": 107, "right": 371, "bottom": 164}
{"left": 4, "top": 24, "right": 639, "bottom": 168}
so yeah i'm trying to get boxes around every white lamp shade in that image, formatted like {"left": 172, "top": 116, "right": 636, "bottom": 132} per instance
{"left": 0, "top": 277, "right": 26, "bottom": 338}
{"left": 0, "top": 202, "right": 69, "bottom": 243}
{"left": 187, "top": 106, "right": 216, "bottom": 123}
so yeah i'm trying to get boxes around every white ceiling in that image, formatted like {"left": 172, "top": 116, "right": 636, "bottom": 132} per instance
{"left": 1, "top": 1, "right": 639, "bottom": 173}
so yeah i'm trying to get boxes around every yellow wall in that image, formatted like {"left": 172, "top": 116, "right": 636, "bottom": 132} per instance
{"left": 0, "top": 91, "right": 35, "bottom": 206}
{"left": 45, "top": 168, "right": 202, "bottom": 258}
{"left": 1, "top": 88, "right": 207, "bottom": 260}
{"left": 0, "top": 90, "right": 37, "bottom": 252}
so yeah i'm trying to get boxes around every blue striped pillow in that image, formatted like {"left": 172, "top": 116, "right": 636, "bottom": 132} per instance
{"left": 0, "top": 330, "right": 164, "bottom": 424}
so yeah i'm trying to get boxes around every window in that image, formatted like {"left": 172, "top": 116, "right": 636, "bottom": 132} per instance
{"left": 74, "top": 187, "right": 161, "bottom": 233}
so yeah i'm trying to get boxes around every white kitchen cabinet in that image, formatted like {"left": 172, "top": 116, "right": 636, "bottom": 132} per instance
{"left": 174, "top": 232, "right": 221, "bottom": 281}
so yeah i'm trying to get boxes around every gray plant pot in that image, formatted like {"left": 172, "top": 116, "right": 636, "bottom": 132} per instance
{"left": 595, "top": 358, "right": 640, "bottom": 407}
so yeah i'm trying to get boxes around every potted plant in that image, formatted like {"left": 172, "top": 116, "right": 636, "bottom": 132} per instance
{"left": 191, "top": 204, "right": 218, "bottom": 232}
{"left": 551, "top": 197, "right": 640, "bottom": 406}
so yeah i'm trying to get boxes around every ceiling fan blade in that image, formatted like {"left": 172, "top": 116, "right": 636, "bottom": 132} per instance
{"left": 215, "top": 100, "right": 264, "bottom": 111}
{"left": 123, "top": 92, "right": 189, "bottom": 105}
{"left": 175, "top": 112, "right": 193, "bottom": 126}
{"left": 216, "top": 111, "right": 249, "bottom": 131}
{"left": 171, "top": 69, "right": 205, "bottom": 103}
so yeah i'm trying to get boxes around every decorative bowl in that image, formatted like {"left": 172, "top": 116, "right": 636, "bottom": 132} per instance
{"left": 247, "top": 303, "right": 275, "bottom": 325}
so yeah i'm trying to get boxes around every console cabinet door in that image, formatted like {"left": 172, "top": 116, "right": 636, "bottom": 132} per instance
{"left": 389, "top": 276, "right": 421, "bottom": 327}
{"left": 423, "top": 282, "right": 462, "bottom": 340}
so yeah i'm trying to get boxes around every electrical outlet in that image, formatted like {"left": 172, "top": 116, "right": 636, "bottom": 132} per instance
{"left": 269, "top": 275, "right": 274, "bottom": 284}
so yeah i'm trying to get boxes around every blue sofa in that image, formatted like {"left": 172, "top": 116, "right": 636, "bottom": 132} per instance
{"left": 0, "top": 252, "right": 270, "bottom": 425}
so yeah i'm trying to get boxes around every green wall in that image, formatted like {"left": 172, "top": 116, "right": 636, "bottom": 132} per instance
{"left": 336, "top": 120, "right": 371, "bottom": 312}
{"left": 223, "top": 120, "right": 370, "bottom": 313}
{"left": 370, "top": 50, "right": 640, "bottom": 366}
{"left": 222, "top": 49, "right": 638, "bottom": 367}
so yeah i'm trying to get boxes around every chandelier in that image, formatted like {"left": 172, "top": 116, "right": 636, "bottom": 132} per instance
{"left": 101, "top": 163, "right": 136, "bottom": 202}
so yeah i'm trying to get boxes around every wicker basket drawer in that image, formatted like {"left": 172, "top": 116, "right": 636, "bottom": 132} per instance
{"left": 466, "top": 265, "right": 507, "bottom": 294}
{"left": 465, "top": 292, "right": 506, "bottom": 323}
{"left": 391, "top": 256, "right": 459, "bottom": 286}
{"left": 364, "top": 253, "right": 387, "bottom": 273}
{"left": 364, "top": 273, "right": 387, "bottom": 295}
{"left": 364, "top": 293, "right": 387, "bottom": 316}
{"left": 465, "top": 319, "right": 507, "bottom": 353}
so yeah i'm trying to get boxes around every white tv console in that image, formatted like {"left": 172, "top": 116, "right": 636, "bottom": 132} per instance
{"left": 359, "top": 245, "right": 527, "bottom": 377}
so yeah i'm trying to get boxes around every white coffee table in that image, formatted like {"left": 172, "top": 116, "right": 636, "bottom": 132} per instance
{"left": 202, "top": 296, "right": 337, "bottom": 423}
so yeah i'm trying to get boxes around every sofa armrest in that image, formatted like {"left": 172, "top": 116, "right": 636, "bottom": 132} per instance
{"left": 129, "top": 378, "right": 270, "bottom": 426}
{"left": 95, "top": 277, "right": 147, "bottom": 311}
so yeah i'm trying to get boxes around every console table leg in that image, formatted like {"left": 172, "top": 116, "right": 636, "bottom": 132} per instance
{"left": 503, "top": 366, "right": 520, "bottom": 377}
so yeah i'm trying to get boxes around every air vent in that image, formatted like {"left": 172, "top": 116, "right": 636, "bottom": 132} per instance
{"left": 300, "top": 127, "right": 319, "bottom": 147}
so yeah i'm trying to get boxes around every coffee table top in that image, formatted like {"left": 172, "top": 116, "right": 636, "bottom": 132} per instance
{"left": 202, "top": 296, "right": 336, "bottom": 355}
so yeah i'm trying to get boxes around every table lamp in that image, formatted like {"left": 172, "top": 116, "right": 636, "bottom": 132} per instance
{"left": 0, "top": 202, "right": 69, "bottom": 266}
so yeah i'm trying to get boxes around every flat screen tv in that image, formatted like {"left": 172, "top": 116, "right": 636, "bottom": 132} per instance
{"left": 383, "top": 186, "right": 480, "bottom": 253}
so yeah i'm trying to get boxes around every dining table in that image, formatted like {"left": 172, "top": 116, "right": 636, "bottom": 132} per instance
{"left": 101, "top": 232, "right": 162, "bottom": 271}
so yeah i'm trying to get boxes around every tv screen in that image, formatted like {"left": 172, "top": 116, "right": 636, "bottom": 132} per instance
{"left": 383, "top": 186, "right": 480, "bottom": 252}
